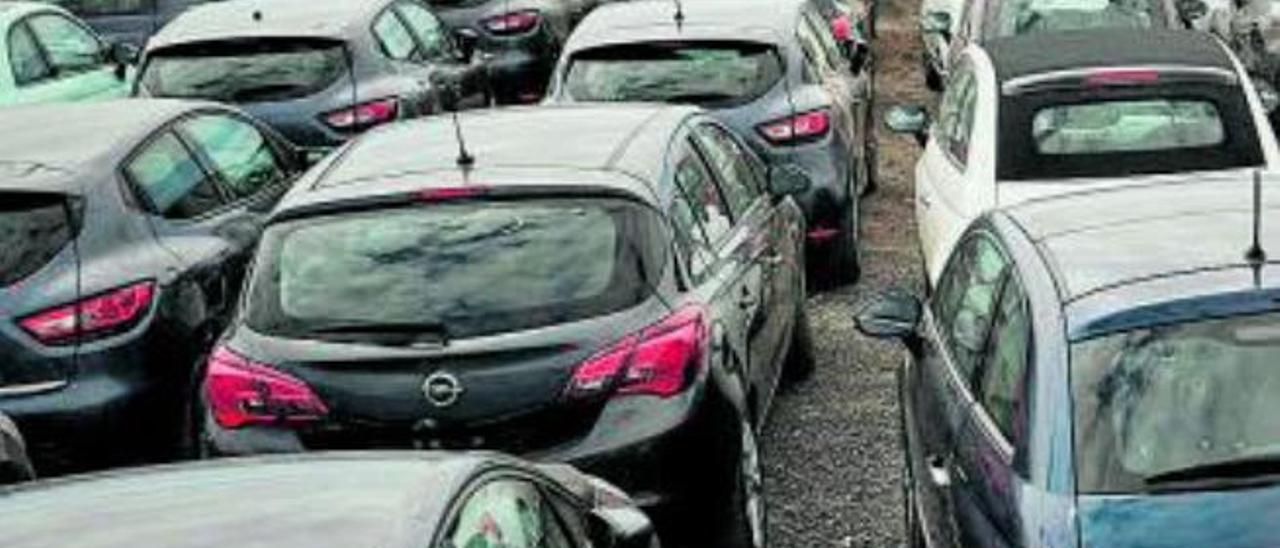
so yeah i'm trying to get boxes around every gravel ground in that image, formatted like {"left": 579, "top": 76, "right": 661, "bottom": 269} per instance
{"left": 761, "top": 0, "right": 931, "bottom": 545}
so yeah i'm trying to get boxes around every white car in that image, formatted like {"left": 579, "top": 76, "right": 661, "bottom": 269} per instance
{"left": 887, "top": 28, "right": 1280, "bottom": 285}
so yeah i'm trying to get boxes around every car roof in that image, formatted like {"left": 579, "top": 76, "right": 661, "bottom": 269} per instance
{"left": 0, "top": 452, "right": 488, "bottom": 548}
{"left": 276, "top": 103, "right": 698, "bottom": 214}
{"left": 984, "top": 28, "right": 1235, "bottom": 87}
{"left": 0, "top": 99, "right": 214, "bottom": 193}
{"left": 147, "top": 0, "right": 386, "bottom": 50}
{"left": 567, "top": 0, "right": 803, "bottom": 49}
{"left": 1000, "top": 175, "right": 1280, "bottom": 334}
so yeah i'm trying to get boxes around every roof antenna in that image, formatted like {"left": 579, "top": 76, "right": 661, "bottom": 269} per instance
{"left": 674, "top": 0, "right": 685, "bottom": 29}
{"left": 1246, "top": 169, "right": 1267, "bottom": 287}
{"left": 441, "top": 83, "right": 474, "bottom": 170}
{"left": 252, "top": 9, "right": 262, "bottom": 21}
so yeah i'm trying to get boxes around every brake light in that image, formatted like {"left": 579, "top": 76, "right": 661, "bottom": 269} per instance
{"left": 482, "top": 10, "right": 540, "bottom": 35}
{"left": 566, "top": 305, "right": 708, "bottom": 400}
{"left": 322, "top": 97, "right": 399, "bottom": 130}
{"left": 204, "top": 346, "right": 328, "bottom": 429}
{"left": 1085, "top": 69, "right": 1159, "bottom": 87}
{"left": 757, "top": 109, "right": 831, "bottom": 144}
{"left": 417, "top": 186, "right": 488, "bottom": 201}
{"left": 831, "top": 14, "right": 853, "bottom": 42}
{"left": 18, "top": 280, "right": 154, "bottom": 345}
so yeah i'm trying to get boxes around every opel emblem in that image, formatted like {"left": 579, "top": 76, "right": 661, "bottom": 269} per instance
{"left": 422, "top": 371, "right": 465, "bottom": 408}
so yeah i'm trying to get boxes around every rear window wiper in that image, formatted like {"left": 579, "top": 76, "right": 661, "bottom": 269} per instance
{"left": 1142, "top": 454, "right": 1280, "bottom": 492}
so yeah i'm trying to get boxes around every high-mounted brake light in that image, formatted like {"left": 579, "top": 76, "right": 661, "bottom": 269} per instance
{"left": 18, "top": 280, "right": 155, "bottom": 345}
{"left": 1085, "top": 69, "right": 1159, "bottom": 87}
{"left": 566, "top": 305, "right": 708, "bottom": 400}
{"left": 417, "top": 186, "right": 488, "bottom": 202}
{"left": 204, "top": 346, "right": 328, "bottom": 429}
{"left": 482, "top": 10, "right": 540, "bottom": 35}
{"left": 322, "top": 97, "right": 399, "bottom": 130}
{"left": 758, "top": 109, "right": 831, "bottom": 144}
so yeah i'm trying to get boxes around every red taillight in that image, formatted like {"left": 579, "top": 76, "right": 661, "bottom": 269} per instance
{"left": 482, "top": 10, "right": 540, "bottom": 35}
{"left": 417, "top": 186, "right": 488, "bottom": 201}
{"left": 204, "top": 346, "right": 328, "bottom": 429}
{"left": 1085, "top": 69, "right": 1159, "bottom": 87}
{"left": 322, "top": 97, "right": 399, "bottom": 130}
{"left": 831, "top": 14, "right": 853, "bottom": 42}
{"left": 18, "top": 280, "right": 155, "bottom": 345}
{"left": 566, "top": 306, "right": 708, "bottom": 400}
{"left": 757, "top": 109, "right": 831, "bottom": 144}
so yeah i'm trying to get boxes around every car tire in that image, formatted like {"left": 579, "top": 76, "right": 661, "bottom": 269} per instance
{"left": 176, "top": 359, "right": 211, "bottom": 461}
{"left": 783, "top": 302, "right": 816, "bottom": 385}
{"left": 904, "top": 475, "right": 927, "bottom": 548}
{"left": 712, "top": 416, "right": 768, "bottom": 548}
{"left": 829, "top": 193, "right": 862, "bottom": 285}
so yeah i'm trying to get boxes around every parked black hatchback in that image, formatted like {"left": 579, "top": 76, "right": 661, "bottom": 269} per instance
{"left": 201, "top": 104, "right": 813, "bottom": 548}
{"left": 0, "top": 99, "right": 301, "bottom": 472}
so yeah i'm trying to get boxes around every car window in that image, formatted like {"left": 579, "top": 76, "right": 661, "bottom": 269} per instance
{"left": 669, "top": 192, "right": 717, "bottom": 284}
{"left": 795, "top": 14, "right": 836, "bottom": 77}
{"left": 140, "top": 41, "right": 347, "bottom": 103}
{"left": 396, "top": 2, "right": 450, "bottom": 61}
{"left": 1032, "top": 99, "right": 1224, "bottom": 155}
{"left": 992, "top": 0, "right": 1159, "bottom": 39}
{"left": 180, "top": 114, "right": 285, "bottom": 200}
{"left": 27, "top": 13, "right": 103, "bottom": 74}
{"left": 0, "top": 192, "right": 73, "bottom": 288}
{"left": 564, "top": 41, "right": 783, "bottom": 108}
{"left": 674, "top": 144, "right": 734, "bottom": 245}
{"left": 935, "top": 64, "right": 976, "bottom": 167}
{"left": 804, "top": 8, "right": 846, "bottom": 70}
{"left": 374, "top": 10, "right": 417, "bottom": 61}
{"left": 126, "top": 132, "right": 225, "bottom": 219}
{"left": 8, "top": 24, "right": 52, "bottom": 86}
{"left": 49, "top": 0, "right": 147, "bottom": 16}
{"left": 693, "top": 124, "right": 762, "bottom": 219}
{"left": 933, "top": 234, "right": 1008, "bottom": 381}
{"left": 445, "top": 480, "right": 575, "bottom": 548}
{"left": 977, "top": 273, "right": 1030, "bottom": 444}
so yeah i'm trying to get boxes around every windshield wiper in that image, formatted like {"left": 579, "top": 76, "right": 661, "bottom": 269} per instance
{"left": 307, "top": 321, "right": 450, "bottom": 346}
{"left": 662, "top": 92, "right": 738, "bottom": 105}
{"left": 1143, "top": 454, "right": 1280, "bottom": 491}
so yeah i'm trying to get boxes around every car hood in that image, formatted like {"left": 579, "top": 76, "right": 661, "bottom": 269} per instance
{"left": 995, "top": 168, "right": 1260, "bottom": 208}
{"left": 1078, "top": 486, "right": 1280, "bottom": 548}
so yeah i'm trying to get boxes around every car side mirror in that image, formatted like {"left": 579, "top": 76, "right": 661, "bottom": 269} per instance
{"left": 1255, "top": 77, "right": 1280, "bottom": 113}
{"left": 884, "top": 105, "right": 929, "bottom": 147}
{"left": 768, "top": 164, "right": 813, "bottom": 197}
{"left": 587, "top": 507, "right": 657, "bottom": 548}
{"left": 921, "top": 11, "right": 952, "bottom": 40}
{"left": 854, "top": 287, "right": 923, "bottom": 340}
{"left": 1177, "top": 0, "right": 1208, "bottom": 22}
{"left": 108, "top": 41, "right": 139, "bottom": 80}
{"left": 454, "top": 29, "right": 479, "bottom": 63}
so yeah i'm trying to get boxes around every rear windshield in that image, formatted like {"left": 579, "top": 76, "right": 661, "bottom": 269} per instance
{"left": 245, "top": 198, "right": 663, "bottom": 341}
{"left": 1072, "top": 313, "right": 1280, "bottom": 493}
{"left": 0, "top": 194, "right": 72, "bottom": 288}
{"left": 989, "top": 0, "right": 1164, "bottom": 39}
{"left": 139, "top": 40, "right": 347, "bottom": 103}
{"left": 564, "top": 42, "right": 783, "bottom": 107}
{"left": 998, "top": 82, "right": 1264, "bottom": 180}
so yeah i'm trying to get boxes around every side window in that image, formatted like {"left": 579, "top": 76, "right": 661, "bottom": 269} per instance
{"left": 669, "top": 192, "right": 716, "bottom": 284}
{"left": 373, "top": 10, "right": 417, "bottom": 61}
{"left": 674, "top": 145, "right": 734, "bottom": 245}
{"left": 977, "top": 274, "right": 1031, "bottom": 445}
{"left": 795, "top": 16, "right": 835, "bottom": 78}
{"left": 126, "top": 132, "right": 225, "bottom": 219}
{"left": 446, "top": 480, "right": 575, "bottom": 548}
{"left": 180, "top": 114, "right": 286, "bottom": 200}
{"left": 8, "top": 24, "right": 52, "bottom": 86}
{"left": 27, "top": 14, "right": 103, "bottom": 75}
{"left": 396, "top": 3, "right": 450, "bottom": 61}
{"left": 933, "top": 234, "right": 1008, "bottom": 380}
{"left": 934, "top": 65, "right": 977, "bottom": 167}
{"left": 692, "top": 124, "right": 762, "bottom": 219}
{"left": 805, "top": 9, "right": 846, "bottom": 70}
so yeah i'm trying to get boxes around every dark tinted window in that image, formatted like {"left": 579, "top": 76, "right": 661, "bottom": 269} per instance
{"left": 8, "top": 24, "right": 52, "bottom": 86}
{"left": 932, "top": 234, "right": 1008, "bottom": 380}
{"left": 0, "top": 194, "right": 72, "bottom": 287}
{"left": 693, "top": 123, "right": 762, "bottom": 218}
{"left": 140, "top": 40, "right": 347, "bottom": 103}
{"left": 674, "top": 145, "right": 734, "bottom": 244}
{"left": 977, "top": 274, "right": 1030, "bottom": 443}
{"left": 126, "top": 132, "right": 225, "bottom": 219}
{"left": 28, "top": 13, "right": 103, "bottom": 74}
{"left": 247, "top": 198, "right": 661, "bottom": 341}
{"left": 180, "top": 114, "right": 285, "bottom": 199}
{"left": 565, "top": 42, "right": 783, "bottom": 107}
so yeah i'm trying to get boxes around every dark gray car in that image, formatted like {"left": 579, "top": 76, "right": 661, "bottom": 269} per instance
{"left": 135, "top": 0, "right": 491, "bottom": 152}
{"left": 546, "top": 0, "right": 875, "bottom": 285}
{"left": 46, "top": 0, "right": 212, "bottom": 48}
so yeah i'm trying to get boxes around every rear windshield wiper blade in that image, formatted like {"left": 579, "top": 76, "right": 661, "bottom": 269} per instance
{"left": 662, "top": 92, "right": 738, "bottom": 105}
{"left": 1143, "top": 454, "right": 1280, "bottom": 489}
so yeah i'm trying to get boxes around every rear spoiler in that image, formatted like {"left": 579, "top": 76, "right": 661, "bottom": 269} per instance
{"left": 1002, "top": 65, "right": 1238, "bottom": 96}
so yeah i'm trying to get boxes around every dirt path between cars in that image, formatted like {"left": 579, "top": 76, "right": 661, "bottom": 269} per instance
{"left": 761, "top": 0, "right": 929, "bottom": 545}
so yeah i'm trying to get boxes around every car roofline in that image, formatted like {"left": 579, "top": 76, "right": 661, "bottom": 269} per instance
{"left": 1000, "top": 64, "right": 1239, "bottom": 96}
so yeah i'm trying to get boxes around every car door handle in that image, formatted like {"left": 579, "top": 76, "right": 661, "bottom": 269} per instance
{"left": 926, "top": 454, "right": 952, "bottom": 488}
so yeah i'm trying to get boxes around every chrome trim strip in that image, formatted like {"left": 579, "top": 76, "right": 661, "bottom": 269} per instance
{"left": 1002, "top": 65, "right": 1239, "bottom": 96}
{"left": 0, "top": 380, "right": 67, "bottom": 397}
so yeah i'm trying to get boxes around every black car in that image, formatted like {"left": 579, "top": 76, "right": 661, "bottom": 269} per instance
{"left": 857, "top": 174, "right": 1280, "bottom": 547}
{"left": 0, "top": 412, "right": 33, "bottom": 484}
{"left": 136, "top": 0, "right": 491, "bottom": 152}
{"left": 47, "top": 0, "right": 213, "bottom": 47}
{"left": 428, "top": 0, "right": 599, "bottom": 103}
{"left": 199, "top": 104, "right": 813, "bottom": 548}
{"left": 547, "top": 0, "right": 875, "bottom": 285}
{"left": 0, "top": 452, "right": 660, "bottom": 548}
{"left": 0, "top": 99, "right": 302, "bottom": 472}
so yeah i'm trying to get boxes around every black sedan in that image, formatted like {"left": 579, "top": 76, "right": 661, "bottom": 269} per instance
{"left": 0, "top": 452, "right": 659, "bottom": 548}
{"left": 0, "top": 99, "right": 302, "bottom": 472}
{"left": 197, "top": 104, "right": 813, "bottom": 548}
{"left": 547, "top": 0, "right": 875, "bottom": 285}
{"left": 858, "top": 174, "right": 1280, "bottom": 547}
{"left": 135, "top": 0, "right": 491, "bottom": 152}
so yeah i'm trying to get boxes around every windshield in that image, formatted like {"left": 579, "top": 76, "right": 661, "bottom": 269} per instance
{"left": 564, "top": 42, "right": 783, "bottom": 107}
{"left": 139, "top": 40, "right": 347, "bottom": 103}
{"left": 1072, "top": 313, "right": 1280, "bottom": 493}
{"left": 992, "top": 0, "right": 1161, "bottom": 38}
{"left": 245, "top": 198, "right": 662, "bottom": 341}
